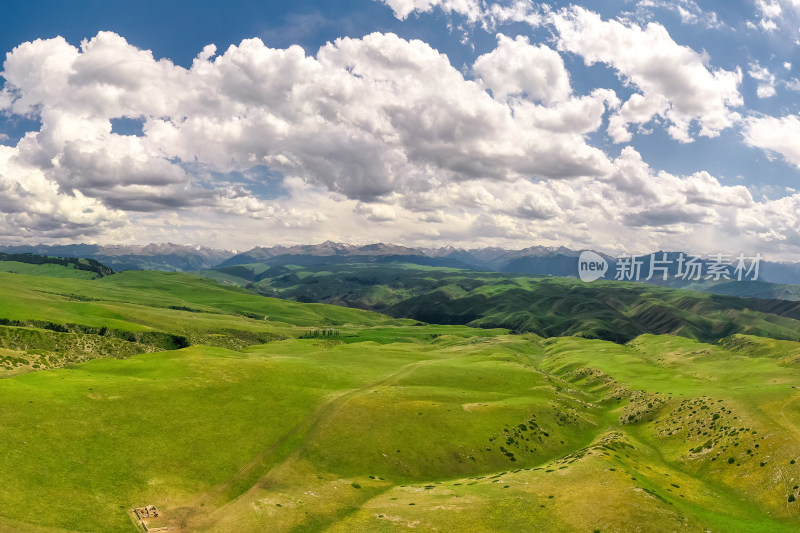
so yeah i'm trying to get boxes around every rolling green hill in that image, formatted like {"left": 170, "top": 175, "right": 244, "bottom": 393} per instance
{"left": 199, "top": 261, "right": 800, "bottom": 343}
{"left": 0, "top": 270, "right": 414, "bottom": 376}
{"left": 0, "top": 253, "right": 114, "bottom": 279}
{"left": 663, "top": 278, "right": 800, "bottom": 301}
{"left": 0, "top": 268, "right": 799, "bottom": 532}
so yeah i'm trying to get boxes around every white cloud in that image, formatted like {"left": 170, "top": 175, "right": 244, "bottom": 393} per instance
{"left": 379, "top": 0, "right": 540, "bottom": 28}
{"left": 755, "top": 0, "right": 783, "bottom": 30}
{"left": 354, "top": 202, "right": 397, "bottom": 222}
{"left": 216, "top": 186, "right": 276, "bottom": 219}
{"left": 750, "top": 0, "right": 800, "bottom": 35}
{"left": 1, "top": 25, "right": 798, "bottom": 257}
{"left": 0, "top": 145, "right": 126, "bottom": 238}
{"left": 482, "top": 1, "right": 542, "bottom": 27}
{"left": 511, "top": 89, "right": 620, "bottom": 136}
{"left": 786, "top": 78, "right": 800, "bottom": 91}
{"left": 473, "top": 34, "right": 620, "bottom": 139}
{"left": 375, "top": 145, "right": 758, "bottom": 253}
{"left": 607, "top": 93, "right": 668, "bottom": 143}
{"left": 549, "top": 6, "right": 743, "bottom": 143}
{"left": 0, "top": 31, "right": 615, "bottom": 240}
{"left": 634, "top": 0, "right": 724, "bottom": 29}
{"left": 744, "top": 114, "right": 800, "bottom": 167}
{"left": 381, "top": 3, "right": 741, "bottom": 144}
{"left": 753, "top": 0, "right": 800, "bottom": 31}
{"left": 748, "top": 62, "right": 777, "bottom": 98}
{"left": 150, "top": 32, "right": 611, "bottom": 194}
{"left": 756, "top": 85, "right": 777, "bottom": 98}
{"left": 380, "top": 0, "right": 481, "bottom": 21}
{"left": 473, "top": 34, "right": 571, "bottom": 103}
{"left": 16, "top": 136, "right": 786, "bottom": 258}
{"left": 737, "top": 193, "right": 800, "bottom": 249}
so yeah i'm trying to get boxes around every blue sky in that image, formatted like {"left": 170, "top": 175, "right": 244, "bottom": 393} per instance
{"left": 1, "top": 0, "right": 800, "bottom": 256}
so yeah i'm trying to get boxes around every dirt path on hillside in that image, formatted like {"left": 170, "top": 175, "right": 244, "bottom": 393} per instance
{"left": 185, "top": 358, "right": 432, "bottom": 528}
{"left": 779, "top": 393, "right": 800, "bottom": 436}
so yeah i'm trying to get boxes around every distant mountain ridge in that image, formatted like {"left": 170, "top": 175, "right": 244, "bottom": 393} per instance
{"left": 5, "top": 241, "right": 800, "bottom": 291}
{"left": 221, "top": 243, "right": 797, "bottom": 285}
{"left": 0, "top": 243, "right": 235, "bottom": 272}
{"left": 210, "top": 242, "right": 800, "bottom": 301}
{"left": 219, "top": 241, "right": 612, "bottom": 273}
{"left": 218, "top": 241, "right": 425, "bottom": 266}
{"left": 197, "top": 260, "right": 800, "bottom": 344}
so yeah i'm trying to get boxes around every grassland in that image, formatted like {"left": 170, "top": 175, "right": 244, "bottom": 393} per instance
{"left": 0, "top": 261, "right": 100, "bottom": 279}
{"left": 200, "top": 261, "right": 800, "bottom": 343}
{"left": 0, "top": 253, "right": 113, "bottom": 278}
{"left": 0, "top": 265, "right": 799, "bottom": 532}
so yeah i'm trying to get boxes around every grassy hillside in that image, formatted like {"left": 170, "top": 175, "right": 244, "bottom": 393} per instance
{"left": 658, "top": 278, "right": 800, "bottom": 302}
{"left": 0, "top": 331, "right": 797, "bottom": 531}
{"left": 199, "top": 261, "right": 800, "bottom": 343}
{"left": 1, "top": 269, "right": 799, "bottom": 532}
{"left": 0, "top": 270, "right": 412, "bottom": 376}
{"left": 0, "top": 252, "right": 115, "bottom": 279}
{"left": 0, "top": 270, "right": 403, "bottom": 330}
{"left": 196, "top": 333, "right": 800, "bottom": 533}
{"left": 0, "top": 260, "right": 100, "bottom": 279}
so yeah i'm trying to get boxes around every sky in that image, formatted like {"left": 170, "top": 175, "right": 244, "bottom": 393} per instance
{"left": 1, "top": 1, "right": 800, "bottom": 257}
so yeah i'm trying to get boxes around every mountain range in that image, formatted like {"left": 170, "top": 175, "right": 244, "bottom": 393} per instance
{"left": 0, "top": 243, "right": 235, "bottom": 272}
{"left": 213, "top": 242, "right": 800, "bottom": 291}
{"left": 5, "top": 241, "right": 800, "bottom": 293}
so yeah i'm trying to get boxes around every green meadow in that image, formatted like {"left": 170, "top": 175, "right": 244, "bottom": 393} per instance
{"left": 0, "top": 265, "right": 798, "bottom": 531}
{"left": 0, "top": 261, "right": 99, "bottom": 279}
{"left": 199, "top": 261, "right": 800, "bottom": 343}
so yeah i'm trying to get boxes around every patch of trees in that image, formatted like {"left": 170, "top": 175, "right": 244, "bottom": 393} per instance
{"left": 300, "top": 328, "right": 345, "bottom": 338}
{"left": 0, "top": 253, "right": 115, "bottom": 277}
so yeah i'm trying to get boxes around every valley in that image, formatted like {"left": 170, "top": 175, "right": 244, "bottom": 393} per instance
{"left": 0, "top": 262, "right": 798, "bottom": 531}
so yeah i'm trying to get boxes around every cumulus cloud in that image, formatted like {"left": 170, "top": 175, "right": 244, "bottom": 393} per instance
{"left": 744, "top": 114, "right": 800, "bottom": 167}
{"left": 0, "top": 145, "right": 125, "bottom": 238}
{"left": 64, "top": 140, "right": 797, "bottom": 258}
{"left": 0, "top": 24, "right": 796, "bottom": 257}
{"left": 549, "top": 6, "right": 743, "bottom": 143}
{"left": 753, "top": 0, "right": 800, "bottom": 32}
{"left": 749, "top": 62, "right": 776, "bottom": 98}
{"left": 381, "top": 2, "right": 741, "bottom": 144}
{"left": 1, "top": 33, "right": 215, "bottom": 219}
{"left": 381, "top": 0, "right": 483, "bottom": 21}
{"left": 215, "top": 186, "right": 276, "bottom": 219}
{"left": 755, "top": 0, "right": 782, "bottom": 30}
{"left": 350, "top": 154, "right": 790, "bottom": 255}
{"left": 0, "top": 30, "right": 618, "bottom": 239}
{"left": 737, "top": 193, "right": 800, "bottom": 248}
{"left": 379, "top": 0, "right": 541, "bottom": 28}
{"left": 472, "top": 34, "right": 619, "bottom": 139}
{"left": 354, "top": 202, "right": 397, "bottom": 222}
{"left": 513, "top": 88, "right": 619, "bottom": 135}
{"left": 473, "top": 34, "right": 571, "bottom": 103}
{"left": 382, "top": 145, "right": 755, "bottom": 249}
{"left": 633, "top": 0, "right": 724, "bottom": 29}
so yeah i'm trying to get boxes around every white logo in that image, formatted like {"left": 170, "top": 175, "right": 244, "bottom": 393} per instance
{"left": 578, "top": 251, "right": 608, "bottom": 282}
